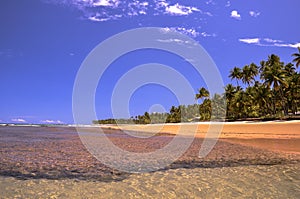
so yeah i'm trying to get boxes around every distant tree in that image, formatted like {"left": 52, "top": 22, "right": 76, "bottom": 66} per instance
{"left": 144, "top": 112, "right": 151, "bottom": 124}
{"left": 195, "top": 87, "right": 209, "bottom": 103}
{"left": 225, "top": 84, "right": 237, "bottom": 118}
{"left": 260, "top": 55, "right": 288, "bottom": 116}
{"left": 292, "top": 47, "right": 300, "bottom": 68}
{"left": 199, "top": 99, "right": 211, "bottom": 120}
{"left": 229, "top": 66, "right": 242, "bottom": 86}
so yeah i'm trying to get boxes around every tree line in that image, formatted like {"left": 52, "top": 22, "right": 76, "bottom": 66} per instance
{"left": 93, "top": 48, "right": 300, "bottom": 124}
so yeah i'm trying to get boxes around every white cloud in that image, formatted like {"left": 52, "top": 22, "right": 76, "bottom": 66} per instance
{"left": 249, "top": 11, "right": 260, "bottom": 17}
{"left": 46, "top": 0, "right": 211, "bottom": 22}
{"left": 231, "top": 10, "right": 241, "bottom": 20}
{"left": 239, "top": 37, "right": 300, "bottom": 49}
{"left": 160, "top": 27, "right": 200, "bottom": 38}
{"left": 165, "top": 3, "right": 200, "bottom": 16}
{"left": 239, "top": 38, "right": 260, "bottom": 44}
{"left": 155, "top": 0, "right": 169, "bottom": 8}
{"left": 92, "top": 0, "right": 120, "bottom": 7}
{"left": 128, "top": 1, "right": 149, "bottom": 16}
{"left": 139, "top": 10, "right": 146, "bottom": 15}
{"left": 41, "top": 120, "right": 64, "bottom": 124}
{"left": 12, "top": 118, "right": 26, "bottom": 123}
{"left": 176, "top": 27, "right": 199, "bottom": 37}
{"left": 88, "top": 16, "right": 110, "bottom": 22}
{"left": 93, "top": 0, "right": 111, "bottom": 7}
{"left": 274, "top": 43, "right": 300, "bottom": 48}
{"left": 264, "top": 38, "right": 283, "bottom": 43}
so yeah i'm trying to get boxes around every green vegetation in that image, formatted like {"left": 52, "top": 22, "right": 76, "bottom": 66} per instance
{"left": 225, "top": 53, "right": 299, "bottom": 120}
{"left": 93, "top": 48, "right": 300, "bottom": 124}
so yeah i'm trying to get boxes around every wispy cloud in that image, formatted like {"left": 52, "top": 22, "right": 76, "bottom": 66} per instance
{"left": 44, "top": 0, "right": 215, "bottom": 41}
{"left": 263, "top": 38, "right": 283, "bottom": 43}
{"left": 41, "top": 119, "right": 64, "bottom": 124}
{"left": 92, "top": 0, "right": 120, "bottom": 7}
{"left": 12, "top": 118, "right": 27, "bottom": 123}
{"left": 201, "top": 32, "right": 217, "bottom": 38}
{"left": 165, "top": 3, "right": 200, "bottom": 16}
{"left": 273, "top": 43, "right": 300, "bottom": 48}
{"left": 46, "top": 0, "right": 208, "bottom": 22}
{"left": 249, "top": 11, "right": 260, "bottom": 17}
{"left": 175, "top": 27, "right": 200, "bottom": 37}
{"left": 160, "top": 27, "right": 200, "bottom": 38}
{"left": 239, "top": 37, "right": 300, "bottom": 48}
{"left": 231, "top": 10, "right": 241, "bottom": 20}
{"left": 156, "top": 1, "right": 210, "bottom": 17}
{"left": 239, "top": 38, "right": 260, "bottom": 44}
{"left": 88, "top": 16, "right": 110, "bottom": 22}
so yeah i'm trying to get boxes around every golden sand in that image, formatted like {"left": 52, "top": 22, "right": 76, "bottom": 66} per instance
{"left": 103, "top": 121, "right": 300, "bottom": 154}
{"left": 1, "top": 164, "right": 299, "bottom": 198}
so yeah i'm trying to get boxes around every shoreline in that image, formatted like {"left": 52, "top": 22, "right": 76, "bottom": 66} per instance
{"left": 103, "top": 120, "right": 300, "bottom": 138}
{"left": 2, "top": 121, "right": 299, "bottom": 155}
{"left": 1, "top": 126, "right": 299, "bottom": 181}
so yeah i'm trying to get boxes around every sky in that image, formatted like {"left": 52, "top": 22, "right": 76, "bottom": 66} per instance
{"left": 0, "top": 0, "right": 299, "bottom": 124}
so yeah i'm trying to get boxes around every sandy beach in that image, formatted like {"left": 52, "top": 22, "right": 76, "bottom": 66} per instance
{"left": 108, "top": 121, "right": 300, "bottom": 154}
{"left": 1, "top": 164, "right": 299, "bottom": 198}
{"left": 0, "top": 123, "right": 299, "bottom": 198}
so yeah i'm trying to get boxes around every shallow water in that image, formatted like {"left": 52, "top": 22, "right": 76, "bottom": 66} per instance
{"left": 0, "top": 164, "right": 299, "bottom": 198}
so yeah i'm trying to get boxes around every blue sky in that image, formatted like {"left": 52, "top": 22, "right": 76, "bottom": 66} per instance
{"left": 0, "top": 0, "right": 299, "bottom": 124}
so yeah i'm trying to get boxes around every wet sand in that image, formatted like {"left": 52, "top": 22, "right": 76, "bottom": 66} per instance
{"left": 223, "top": 138, "right": 300, "bottom": 154}
{"left": 0, "top": 125, "right": 299, "bottom": 198}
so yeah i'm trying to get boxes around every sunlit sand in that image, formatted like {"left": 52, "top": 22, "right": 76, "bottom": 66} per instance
{"left": 103, "top": 121, "right": 300, "bottom": 154}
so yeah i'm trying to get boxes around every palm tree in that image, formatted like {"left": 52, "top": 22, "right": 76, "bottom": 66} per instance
{"left": 260, "top": 55, "right": 287, "bottom": 90}
{"left": 167, "top": 106, "right": 181, "bottom": 123}
{"left": 284, "top": 62, "right": 297, "bottom": 114}
{"left": 229, "top": 67, "right": 242, "bottom": 86}
{"left": 258, "top": 84, "right": 272, "bottom": 116}
{"left": 260, "top": 54, "right": 288, "bottom": 116}
{"left": 211, "top": 93, "right": 226, "bottom": 119}
{"left": 195, "top": 87, "right": 209, "bottom": 103}
{"left": 225, "top": 84, "right": 237, "bottom": 118}
{"left": 199, "top": 99, "right": 212, "bottom": 120}
{"left": 241, "top": 65, "right": 251, "bottom": 86}
{"left": 286, "top": 72, "right": 300, "bottom": 114}
{"left": 239, "top": 63, "right": 258, "bottom": 86}
{"left": 232, "top": 90, "right": 248, "bottom": 119}
{"left": 284, "top": 63, "right": 296, "bottom": 75}
{"left": 249, "top": 63, "right": 259, "bottom": 82}
{"left": 292, "top": 47, "right": 300, "bottom": 68}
